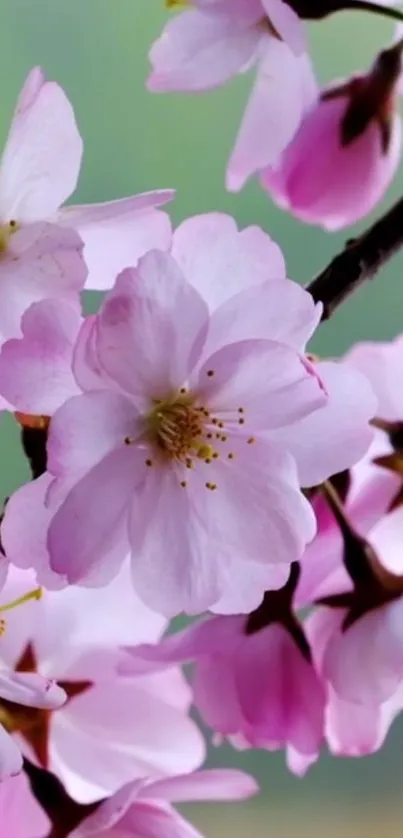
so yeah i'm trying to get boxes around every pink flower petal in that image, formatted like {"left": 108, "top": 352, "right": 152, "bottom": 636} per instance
{"left": 0, "top": 299, "right": 81, "bottom": 414}
{"left": 129, "top": 467, "right": 223, "bottom": 616}
{"left": 0, "top": 670, "right": 65, "bottom": 709}
{"left": 0, "top": 726, "right": 22, "bottom": 780}
{"left": 205, "top": 279, "right": 321, "bottom": 358}
{"left": 148, "top": 9, "right": 260, "bottom": 92}
{"left": 195, "top": 339, "right": 327, "bottom": 430}
{"left": 261, "top": 0, "right": 306, "bottom": 54}
{"left": 171, "top": 213, "right": 285, "bottom": 312}
{"left": 0, "top": 222, "right": 86, "bottom": 343}
{"left": 145, "top": 769, "right": 258, "bottom": 802}
{"left": 47, "top": 446, "right": 141, "bottom": 584}
{"left": 0, "top": 773, "right": 50, "bottom": 834}
{"left": 0, "top": 69, "right": 82, "bottom": 222}
{"left": 60, "top": 199, "right": 173, "bottom": 291}
{"left": 1, "top": 474, "right": 66, "bottom": 588}
{"left": 47, "top": 389, "right": 139, "bottom": 479}
{"left": 269, "top": 360, "right": 376, "bottom": 486}
{"left": 347, "top": 336, "right": 403, "bottom": 421}
{"left": 227, "top": 40, "right": 317, "bottom": 191}
{"left": 55, "top": 675, "right": 204, "bottom": 801}
{"left": 95, "top": 252, "right": 209, "bottom": 403}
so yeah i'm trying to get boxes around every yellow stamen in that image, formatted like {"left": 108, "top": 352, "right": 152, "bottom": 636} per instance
{"left": 0, "top": 587, "right": 42, "bottom": 615}
{"left": 0, "top": 220, "right": 19, "bottom": 254}
{"left": 166, "top": 0, "right": 190, "bottom": 7}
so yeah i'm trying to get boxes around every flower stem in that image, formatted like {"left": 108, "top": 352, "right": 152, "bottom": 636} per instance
{"left": 345, "top": 0, "right": 403, "bottom": 23}
{"left": 306, "top": 196, "right": 403, "bottom": 320}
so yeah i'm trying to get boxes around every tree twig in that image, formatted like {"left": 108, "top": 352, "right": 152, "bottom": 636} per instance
{"left": 23, "top": 759, "right": 97, "bottom": 838}
{"left": 306, "top": 196, "right": 403, "bottom": 320}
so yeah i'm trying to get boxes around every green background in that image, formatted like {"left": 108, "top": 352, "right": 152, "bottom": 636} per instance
{"left": 1, "top": 2, "right": 403, "bottom": 835}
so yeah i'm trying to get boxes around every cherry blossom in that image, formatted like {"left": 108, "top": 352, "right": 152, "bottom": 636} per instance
{"left": 261, "top": 41, "right": 403, "bottom": 229}
{"left": 1, "top": 215, "right": 377, "bottom": 615}
{"left": 307, "top": 608, "right": 403, "bottom": 759}
{"left": 72, "top": 769, "right": 258, "bottom": 838}
{"left": 0, "top": 67, "right": 173, "bottom": 291}
{"left": 121, "top": 607, "right": 325, "bottom": 776}
{"left": 149, "top": 1, "right": 318, "bottom": 190}
{"left": 0, "top": 566, "right": 204, "bottom": 802}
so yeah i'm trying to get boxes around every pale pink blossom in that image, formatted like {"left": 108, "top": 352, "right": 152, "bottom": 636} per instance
{"left": 0, "top": 773, "right": 49, "bottom": 837}
{"left": 121, "top": 613, "right": 325, "bottom": 776}
{"left": 297, "top": 336, "right": 403, "bottom": 606}
{"left": 2, "top": 215, "right": 376, "bottom": 615}
{"left": 261, "top": 45, "right": 402, "bottom": 229}
{"left": 0, "top": 67, "right": 173, "bottom": 291}
{"left": 309, "top": 505, "right": 403, "bottom": 708}
{"left": 149, "top": 2, "right": 317, "bottom": 190}
{"left": 72, "top": 769, "right": 258, "bottom": 838}
{"left": 0, "top": 566, "right": 204, "bottom": 802}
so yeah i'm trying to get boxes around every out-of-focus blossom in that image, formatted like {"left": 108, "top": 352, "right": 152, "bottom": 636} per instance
{"left": 0, "top": 566, "right": 204, "bottom": 802}
{"left": 0, "top": 67, "right": 173, "bottom": 291}
{"left": 1, "top": 214, "right": 376, "bottom": 615}
{"left": 71, "top": 769, "right": 258, "bottom": 838}
{"left": 307, "top": 607, "right": 403, "bottom": 759}
{"left": 261, "top": 42, "right": 403, "bottom": 229}
{"left": 121, "top": 608, "right": 325, "bottom": 776}
{"left": 295, "top": 335, "right": 403, "bottom": 752}
{"left": 0, "top": 773, "right": 50, "bottom": 837}
{"left": 150, "top": 1, "right": 318, "bottom": 190}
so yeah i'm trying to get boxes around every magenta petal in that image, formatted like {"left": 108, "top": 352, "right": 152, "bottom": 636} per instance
{"left": 235, "top": 626, "right": 325, "bottom": 762}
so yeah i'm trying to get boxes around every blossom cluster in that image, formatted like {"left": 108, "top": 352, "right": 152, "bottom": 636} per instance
{"left": 1, "top": 0, "right": 403, "bottom": 834}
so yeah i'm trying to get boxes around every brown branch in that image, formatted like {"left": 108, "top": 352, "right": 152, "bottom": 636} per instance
{"left": 306, "top": 196, "right": 403, "bottom": 320}
{"left": 23, "top": 759, "right": 98, "bottom": 838}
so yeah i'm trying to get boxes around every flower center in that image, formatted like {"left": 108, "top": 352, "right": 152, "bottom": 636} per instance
{"left": 0, "top": 219, "right": 18, "bottom": 254}
{"left": 144, "top": 392, "right": 215, "bottom": 463}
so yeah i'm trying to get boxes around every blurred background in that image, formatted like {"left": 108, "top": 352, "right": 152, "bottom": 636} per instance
{"left": 1, "top": 1, "right": 403, "bottom": 835}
